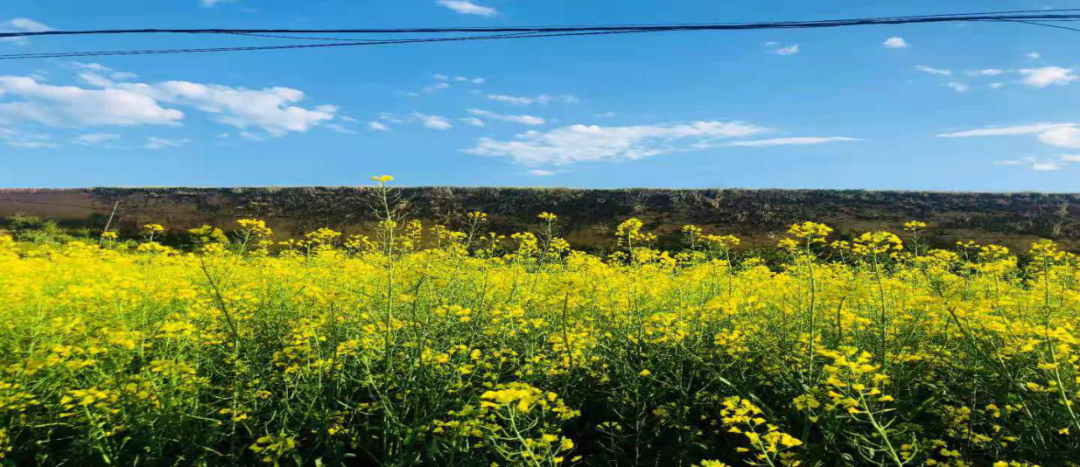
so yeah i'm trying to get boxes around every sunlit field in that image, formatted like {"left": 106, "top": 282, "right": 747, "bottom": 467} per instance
{"left": 1, "top": 181, "right": 1078, "bottom": 466}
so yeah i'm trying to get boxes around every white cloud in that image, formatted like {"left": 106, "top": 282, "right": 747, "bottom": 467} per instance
{"left": 415, "top": 74, "right": 484, "bottom": 95}
{"left": 937, "top": 123, "right": 1080, "bottom": 151}
{"left": 996, "top": 157, "right": 1061, "bottom": 171}
{"left": 422, "top": 82, "right": 451, "bottom": 93}
{"left": 460, "top": 117, "right": 485, "bottom": 127}
{"left": 1037, "top": 126, "right": 1080, "bottom": 149}
{"left": 377, "top": 113, "right": 405, "bottom": 124}
{"left": 947, "top": 82, "right": 970, "bottom": 93}
{"left": 78, "top": 72, "right": 116, "bottom": 88}
{"left": 1060, "top": 154, "right": 1080, "bottom": 162}
{"left": 69, "top": 62, "right": 109, "bottom": 72}
{"left": 968, "top": 69, "right": 1003, "bottom": 76}
{"left": 463, "top": 120, "right": 768, "bottom": 166}
{"left": 144, "top": 137, "right": 190, "bottom": 149}
{"left": 486, "top": 93, "right": 580, "bottom": 106}
{"left": 1, "top": 18, "right": 51, "bottom": 45}
{"left": 413, "top": 113, "right": 453, "bottom": 130}
{"left": 988, "top": 82, "right": 1005, "bottom": 90}
{"left": 727, "top": 136, "right": 859, "bottom": 147}
{"left": 593, "top": 112, "right": 618, "bottom": 118}
{"left": 0, "top": 76, "right": 184, "bottom": 127}
{"left": 129, "top": 81, "right": 337, "bottom": 136}
{"left": 367, "top": 121, "right": 390, "bottom": 131}
{"left": 66, "top": 62, "right": 139, "bottom": 82}
{"left": 75, "top": 133, "right": 121, "bottom": 145}
{"left": 0, "top": 72, "right": 338, "bottom": 138}
{"left": 883, "top": 37, "right": 909, "bottom": 49}
{"left": 8, "top": 141, "right": 57, "bottom": 148}
{"left": 528, "top": 169, "right": 555, "bottom": 176}
{"left": 0, "top": 127, "right": 56, "bottom": 148}
{"left": 201, "top": 0, "right": 236, "bottom": 7}
{"left": 468, "top": 108, "right": 545, "bottom": 125}
{"left": 5, "top": 18, "right": 49, "bottom": 31}
{"left": 936, "top": 123, "right": 1076, "bottom": 138}
{"left": 435, "top": 0, "right": 497, "bottom": 16}
{"left": 1018, "top": 67, "right": 1076, "bottom": 87}
{"left": 915, "top": 65, "right": 952, "bottom": 76}
{"left": 1027, "top": 52, "right": 1041, "bottom": 60}
{"left": 774, "top": 44, "right": 800, "bottom": 56}
{"left": 1031, "top": 161, "right": 1061, "bottom": 171}
{"left": 326, "top": 123, "right": 356, "bottom": 134}
{"left": 486, "top": 94, "right": 534, "bottom": 106}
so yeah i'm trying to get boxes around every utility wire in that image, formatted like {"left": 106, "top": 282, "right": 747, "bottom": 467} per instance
{"left": 992, "top": 19, "right": 1080, "bottom": 33}
{"left": 223, "top": 30, "right": 544, "bottom": 42}
{"left": 3, "top": 9, "right": 1080, "bottom": 38}
{"left": 0, "top": 30, "right": 653, "bottom": 60}
{"left": 0, "top": 10, "right": 1078, "bottom": 60}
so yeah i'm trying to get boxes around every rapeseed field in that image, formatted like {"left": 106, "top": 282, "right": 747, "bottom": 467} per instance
{"left": 0, "top": 180, "right": 1077, "bottom": 466}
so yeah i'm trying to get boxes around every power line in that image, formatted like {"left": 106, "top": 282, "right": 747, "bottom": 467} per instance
{"left": 0, "top": 10, "right": 1078, "bottom": 60}
{"left": 3, "top": 9, "right": 1080, "bottom": 39}
{"left": 0, "top": 30, "right": 652, "bottom": 60}
{"left": 222, "top": 30, "right": 543, "bottom": 42}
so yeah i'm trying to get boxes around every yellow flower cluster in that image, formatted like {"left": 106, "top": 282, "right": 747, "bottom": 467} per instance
{"left": 0, "top": 212, "right": 1078, "bottom": 465}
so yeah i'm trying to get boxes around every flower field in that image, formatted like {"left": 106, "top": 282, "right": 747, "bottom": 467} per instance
{"left": 1, "top": 186, "right": 1079, "bottom": 465}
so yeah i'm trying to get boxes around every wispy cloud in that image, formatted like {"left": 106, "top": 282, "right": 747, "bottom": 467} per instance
{"left": 1, "top": 18, "right": 52, "bottom": 45}
{"left": 75, "top": 133, "right": 121, "bottom": 145}
{"left": 463, "top": 120, "right": 769, "bottom": 165}
{"left": 727, "top": 136, "right": 859, "bottom": 147}
{"left": 66, "top": 62, "right": 140, "bottom": 82}
{"left": 765, "top": 42, "right": 799, "bottom": 55}
{"left": 144, "top": 137, "right": 190, "bottom": 149}
{"left": 412, "top": 113, "right": 453, "bottom": 130}
{"left": 435, "top": 0, "right": 497, "bottom": 17}
{"left": 937, "top": 123, "right": 1080, "bottom": 150}
{"left": 915, "top": 65, "right": 952, "bottom": 76}
{"left": 937, "top": 123, "right": 1076, "bottom": 138}
{"left": 468, "top": 108, "right": 546, "bottom": 126}
{"left": 0, "top": 128, "right": 57, "bottom": 148}
{"left": 412, "top": 74, "right": 484, "bottom": 96}
{"left": 528, "top": 169, "right": 555, "bottom": 176}
{"left": 774, "top": 44, "right": 800, "bottom": 56}
{"left": 947, "top": 82, "right": 970, "bottom": 93}
{"left": 200, "top": 0, "right": 236, "bottom": 7}
{"left": 485, "top": 94, "right": 579, "bottom": 106}
{"left": 995, "top": 157, "right": 1062, "bottom": 171}
{"left": 367, "top": 121, "right": 391, "bottom": 132}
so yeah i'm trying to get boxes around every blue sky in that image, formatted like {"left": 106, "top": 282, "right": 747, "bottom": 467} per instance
{"left": 1, "top": 1, "right": 1078, "bottom": 191}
